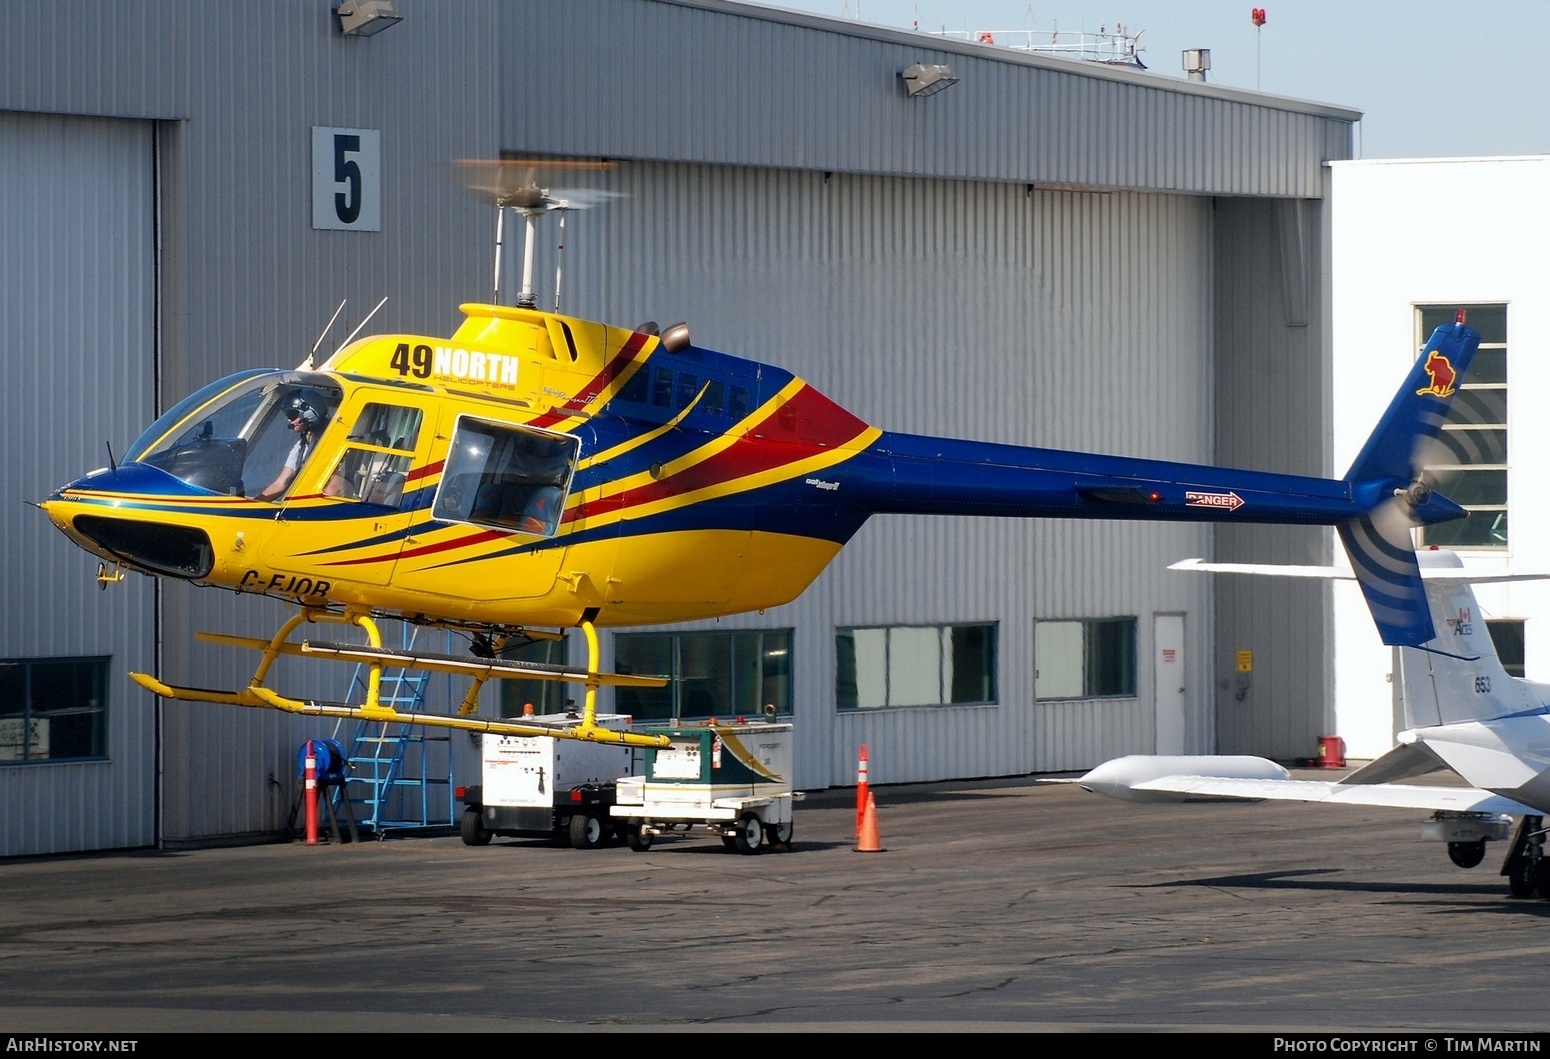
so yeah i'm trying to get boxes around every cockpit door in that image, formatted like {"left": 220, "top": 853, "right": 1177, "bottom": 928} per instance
{"left": 386, "top": 411, "right": 575, "bottom": 602}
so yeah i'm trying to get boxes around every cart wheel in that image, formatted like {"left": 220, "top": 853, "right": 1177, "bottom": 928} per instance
{"left": 721, "top": 835, "right": 738, "bottom": 850}
{"left": 732, "top": 811, "right": 765, "bottom": 855}
{"left": 627, "top": 825, "right": 653, "bottom": 852}
{"left": 1448, "top": 840, "right": 1486, "bottom": 869}
{"left": 764, "top": 820, "right": 794, "bottom": 852}
{"left": 459, "top": 808, "right": 491, "bottom": 847}
{"left": 569, "top": 812, "right": 605, "bottom": 850}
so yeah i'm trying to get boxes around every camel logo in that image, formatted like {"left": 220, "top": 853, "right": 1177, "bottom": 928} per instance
{"left": 1415, "top": 350, "right": 1458, "bottom": 398}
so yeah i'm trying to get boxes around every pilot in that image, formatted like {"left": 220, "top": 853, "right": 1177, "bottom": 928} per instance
{"left": 255, "top": 389, "right": 331, "bottom": 502}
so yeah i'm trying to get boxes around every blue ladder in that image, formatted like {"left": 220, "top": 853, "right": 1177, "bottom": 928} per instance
{"left": 340, "top": 624, "right": 457, "bottom": 834}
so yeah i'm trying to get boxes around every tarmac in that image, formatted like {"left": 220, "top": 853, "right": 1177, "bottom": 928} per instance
{"left": 1, "top": 767, "right": 1548, "bottom": 1034}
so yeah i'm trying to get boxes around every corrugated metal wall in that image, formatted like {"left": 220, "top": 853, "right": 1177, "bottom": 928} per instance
{"left": 1211, "top": 193, "right": 1336, "bottom": 759}
{"left": 0, "top": 113, "right": 158, "bottom": 855}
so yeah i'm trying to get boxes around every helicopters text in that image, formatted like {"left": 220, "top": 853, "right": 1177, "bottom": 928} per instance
{"left": 39, "top": 300, "right": 1481, "bottom": 746}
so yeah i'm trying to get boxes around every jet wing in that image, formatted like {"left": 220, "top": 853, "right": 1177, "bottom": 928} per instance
{"left": 1130, "top": 774, "right": 1534, "bottom": 814}
{"left": 1080, "top": 754, "right": 1537, "bottom": 814}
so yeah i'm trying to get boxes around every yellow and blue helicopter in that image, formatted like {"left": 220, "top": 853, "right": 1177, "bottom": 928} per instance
{"left": 39, "top": 168, "right": 1482, "bottom": 750}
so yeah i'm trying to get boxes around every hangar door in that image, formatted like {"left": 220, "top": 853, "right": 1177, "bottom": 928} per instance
{"left": 0, "top": 112, "right": 158, "bottom": 855}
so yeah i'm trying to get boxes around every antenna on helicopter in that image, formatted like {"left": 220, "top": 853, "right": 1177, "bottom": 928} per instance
{"left": 302, "top": 299, "right": 349, "bottom": 369}
{"left": 334, "top": 297, "right": 388, "bottom": 358}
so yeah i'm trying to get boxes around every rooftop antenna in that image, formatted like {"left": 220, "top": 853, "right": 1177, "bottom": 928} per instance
{"left": 1252, "top": 8, "right": 1267, "bottom": 90}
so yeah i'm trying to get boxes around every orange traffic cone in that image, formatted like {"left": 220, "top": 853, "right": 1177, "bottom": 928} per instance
{"left": 855, "top": 791, "right": 884, "bottom": 853}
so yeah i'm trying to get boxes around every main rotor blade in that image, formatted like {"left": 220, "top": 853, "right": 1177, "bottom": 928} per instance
{"left": 453, "top": 158, "right": 617, "bottom": 209}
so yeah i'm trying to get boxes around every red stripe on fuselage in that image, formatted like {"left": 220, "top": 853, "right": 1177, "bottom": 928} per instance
{"left": 322, "top": 527, "right": 506, "bottom": 567}
{"left": 528, "top": 330, "right": 651, "bottom": 430}
{"left": 564, "top": 384, "right": 871, "bottom": 523}
{"left": 405, "top": 460, "right": 444, "bottom": 484}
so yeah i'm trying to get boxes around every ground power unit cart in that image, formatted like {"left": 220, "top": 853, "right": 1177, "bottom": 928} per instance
{"left": 611, "top": 721, "right": 799, "bottom": 854}
{"left": 458, "top": 712, "right": 634, "bottom": 849}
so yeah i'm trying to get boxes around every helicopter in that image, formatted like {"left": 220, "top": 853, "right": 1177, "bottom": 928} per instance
{"left": 38, "top": 166, "right": 1483, "bottom": 750}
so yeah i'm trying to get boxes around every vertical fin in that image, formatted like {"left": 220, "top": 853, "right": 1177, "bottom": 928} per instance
{"left": 1398, "top": 553, "right": 1528, "bottom": 729}
{"left": 1338, "top": 517, "right": 1431, "bottom": 646}
{"left": 1337, "top": 321, "right": 1482, "bottom": 647}
{"left": 1342, "top": 322, "right": 1480, "bottom": 486}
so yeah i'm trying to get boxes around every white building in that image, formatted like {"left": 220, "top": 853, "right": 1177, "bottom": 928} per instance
{"left": 1332, "top": 156, "right": 1550, "bottom": 756}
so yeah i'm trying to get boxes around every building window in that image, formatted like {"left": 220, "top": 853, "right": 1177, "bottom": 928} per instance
{"left": 0, "top": 656, "right": 109, "bottom": 763}
{"left": 498, "top": 636, "right": 571, "bottom": 717}
{"left": 1035, "top": 618, "right": 1137, "bottom": 700}
{"left": 835, "top": 623, "right": 997, "bottom": 710}
{"left": 1418, "top": 304, "right": 1507, "bottom": 549}
{"left": 1487, "top": 619, "right": 1526, "bottom": 679}
{"left": 614, "top": 629, "right": 793, "bottom": 722}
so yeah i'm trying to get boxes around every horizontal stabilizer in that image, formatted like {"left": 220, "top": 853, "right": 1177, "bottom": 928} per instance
{"left": 1169, "top": 555, "right": 1550, "bottom": 585}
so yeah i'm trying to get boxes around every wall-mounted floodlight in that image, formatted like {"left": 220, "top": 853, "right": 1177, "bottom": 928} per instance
{"left": 336, "top": 0, "right": 402, "bottom": 37}
{"left": 1182, "top": 48, "right": 1211, "bottom": 83}
{"left": 901, "top": 63, "right": 959, "bottom": 98}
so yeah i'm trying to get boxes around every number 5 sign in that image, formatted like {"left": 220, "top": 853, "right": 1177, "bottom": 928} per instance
{"left": 312, "top": 127, "right": 382, "bottom": 231}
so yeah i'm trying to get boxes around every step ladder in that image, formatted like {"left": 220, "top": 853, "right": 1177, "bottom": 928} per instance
{"left": 339, "top": 624, "right": 457, "bottom": 835}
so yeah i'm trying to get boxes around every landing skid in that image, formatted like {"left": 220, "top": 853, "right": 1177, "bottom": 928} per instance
{"left": 130, "top": 606, "right": 670, "bottom": 748}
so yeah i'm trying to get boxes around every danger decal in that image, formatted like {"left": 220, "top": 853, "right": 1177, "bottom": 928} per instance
{"left": 1184, "top": 490, "right": 1244, "bottom": 512}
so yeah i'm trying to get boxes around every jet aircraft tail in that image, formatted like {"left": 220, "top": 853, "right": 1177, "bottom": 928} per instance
{"left": 1396, "top": 550, "right": 1550, "bottom": 730}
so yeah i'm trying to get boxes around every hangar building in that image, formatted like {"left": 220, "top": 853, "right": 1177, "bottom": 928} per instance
{"left": 0, "top": 0, "right": 1358, "bottom": 854}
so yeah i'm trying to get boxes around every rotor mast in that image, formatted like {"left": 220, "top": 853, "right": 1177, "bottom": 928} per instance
{"left": 460, "top": 158, "right": 615, "bottom": 310}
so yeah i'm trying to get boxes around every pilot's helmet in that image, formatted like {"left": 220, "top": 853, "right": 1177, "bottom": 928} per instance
{"left": 283, "top": 389, "right": 329, "bottom": 430}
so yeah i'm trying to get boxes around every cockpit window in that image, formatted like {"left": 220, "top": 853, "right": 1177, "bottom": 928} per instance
{"left": 432, "top": 417, "right": 578, "bottom": 537}
{"left": 128, "top": 370, "right": 343, "bottom": 498}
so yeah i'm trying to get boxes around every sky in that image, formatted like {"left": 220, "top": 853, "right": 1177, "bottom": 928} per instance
{"left": 751, "top": 1, "right": 1550, "bottom": 159}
